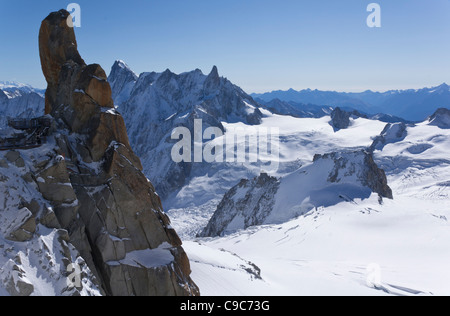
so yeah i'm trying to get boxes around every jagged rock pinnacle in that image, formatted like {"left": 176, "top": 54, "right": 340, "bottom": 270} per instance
{"left": 39, "top": 10, "right": 85, "bottom": 85}
{"left": 37, "top": 9, "right": 200, "bottom": 296}
{"left": 209, "top": 65, "right": 219, "bottom": 79}
{"left": 205, "top": 65, "right": 220, "bottom": 89}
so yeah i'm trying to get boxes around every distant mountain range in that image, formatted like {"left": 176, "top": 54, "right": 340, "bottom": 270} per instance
{"left": 252, "top": 84, "right": 450, "bottom": 121}
{"left": 256, "top": 98, "right": 410, "bottom": 124}
{"left": 0, "top": 81, "right": 45, "bottom": 98}
{"left": 0, "top": 81, "right": 45, "bottom": 128}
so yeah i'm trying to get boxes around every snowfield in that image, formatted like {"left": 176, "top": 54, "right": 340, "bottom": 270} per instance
{"left": 169, "top": 114, "right": 450, "bottom": 296}
{"left": 166, "top": 113, "right": 388, "bottom": 238}
{"left": 186, "top": 195, "right": 450, "bottom": 296}
{"left": 105, "top": 63, "right": 450, "bottom": 296}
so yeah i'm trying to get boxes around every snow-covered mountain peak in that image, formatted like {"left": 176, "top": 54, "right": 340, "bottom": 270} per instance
{"left": 115, "top": 60, "right": 134, "bottom": 71}
{"left": 110, "top": 60, "right": 138, "bottom": 79}
{"left": 109, "top": 60, "right": 139, "bottom": 105}
{"left": 434, "top": 82, "right": 448, "bottom": 89}
{"left": 108, "top": 62, "right": 263, "bottom": 198}
{"left": 206, "top": 65, "right": 219, "bottom": 81}
{"left": 0, "top": 81, "right": 32, "bottom": 90}
{"left": 0, "top": 81, "right": 45, "bottom": 98}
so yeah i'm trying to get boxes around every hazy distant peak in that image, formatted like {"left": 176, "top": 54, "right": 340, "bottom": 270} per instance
{"left": 209, "top": 65, "right": 219, "bottom": 78}
{"left": 252, "top": 83, "right": 450, "bottom": 121}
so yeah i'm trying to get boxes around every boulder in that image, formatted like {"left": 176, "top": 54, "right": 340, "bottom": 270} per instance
{"left": 36, "top": 158, "right": 77, "bottom": 204}
{"left": 5, "top": 151, "right": 25, "bottom": 168}
{"left": 77, "top": 64, "right": 114, "bottom": 108}
{"left": 0, "top": 159, "right": 8, "bottom": 168}
{"left": 314, "top": 150, "right": 393, "bottom": 199}
{"left": 330, "top": 107, "right": 367, "bottom": 131}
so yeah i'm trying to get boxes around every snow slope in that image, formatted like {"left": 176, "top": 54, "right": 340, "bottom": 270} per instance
{"left": 107, "top": 63, "right": 450, "bottom": 296}
{"left": 0, "top": 81, "right": 45, "bottom": 98}
{"left": 187, "top": 194, "right": 450, "bottom": 296}
{"left": 167, "top": 113, "right": 387, "bottom": 238}
{"left": 183, "top": 113, "right": 450, "bottom": 296}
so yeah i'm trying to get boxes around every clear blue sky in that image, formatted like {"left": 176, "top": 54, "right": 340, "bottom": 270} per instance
{"left": 0, "top": 0, "right": 449, "bottom": 93}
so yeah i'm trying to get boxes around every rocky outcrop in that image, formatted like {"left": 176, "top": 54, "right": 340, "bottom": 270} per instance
{"left": 0, "top": 89, "right": 8, "bottom": 103}
{"left": 200, "top": 173, "right": 280, "bottom": 237}
{"left": 330, "top": 107, "right": 351, "bottom": 130}
{"left": 202, "top": 150, "right": 392, "bottom": 237}
{"left": 370, "top": 122, "right": 408, "bottom": 152}
{"left": 428, "top": 108, "right": 450, "bottom": 129}
{"left": 37, "top": 9, "right": 199, "bottom": 296}
{"left": 313, "top": 151, "right": 393, "bottom": 199}
{"left": 0, "top": 149, "right": 101, "bottom": 296}
{"left": 330, "top": 107, "right": 367, "bottom": 131}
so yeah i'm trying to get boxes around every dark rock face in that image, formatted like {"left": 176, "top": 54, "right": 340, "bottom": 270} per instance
{"left": 108, "top": 61, "right": 138, "bottom": 105}
{"left": 330, "top": 107, "right": 367, "bottom": 131}
{"left": 330, "top": 107, "right": 351, "bottom": 130}
{"left": 314, "top": 150, "right": 393, "bottom": 199}
{"left": 0, "top": 89, "right": 8, "bottom": 102}
{"left": 370, "top": 122, "right": 408, "bottom": 152}
{"left": 200, "top": 173, "right": 280, "bottom": 238}
{"left": 428, "top": 108, "right": 450, "bottom": 129}
{"left": 38, "top": 10, "right": 199, "bottom": 296}
{"left": 363, "top": 153, "right": 394, "bottom": 200}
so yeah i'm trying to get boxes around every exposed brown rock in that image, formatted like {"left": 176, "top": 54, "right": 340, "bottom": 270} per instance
{"left": 39, "top": 10, "right": 85, "bottom": 114}
{"left": 79, "top": 64, "right": 114, "bottom": 108}
{"left": 38, "top": 9, "right": 199, "bottom": 296}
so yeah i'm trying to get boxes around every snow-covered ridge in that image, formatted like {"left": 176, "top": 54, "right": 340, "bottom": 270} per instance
{"left": 0, "top": 81, "right": 45, "bottom": 98}
{"left": 108, "top": 61, "right": 138, "bottom": 105}
{"left": 201, "top": 149, "right": 392, "bottom": 237}
{"left": 108, "top": 61, "right": 263, "bottom": 199}
{"left": 0, "top": 82, "right": 45, "bottom": 129}
{"left": 190, "top": 111, "right": 450, "bottom": 296}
